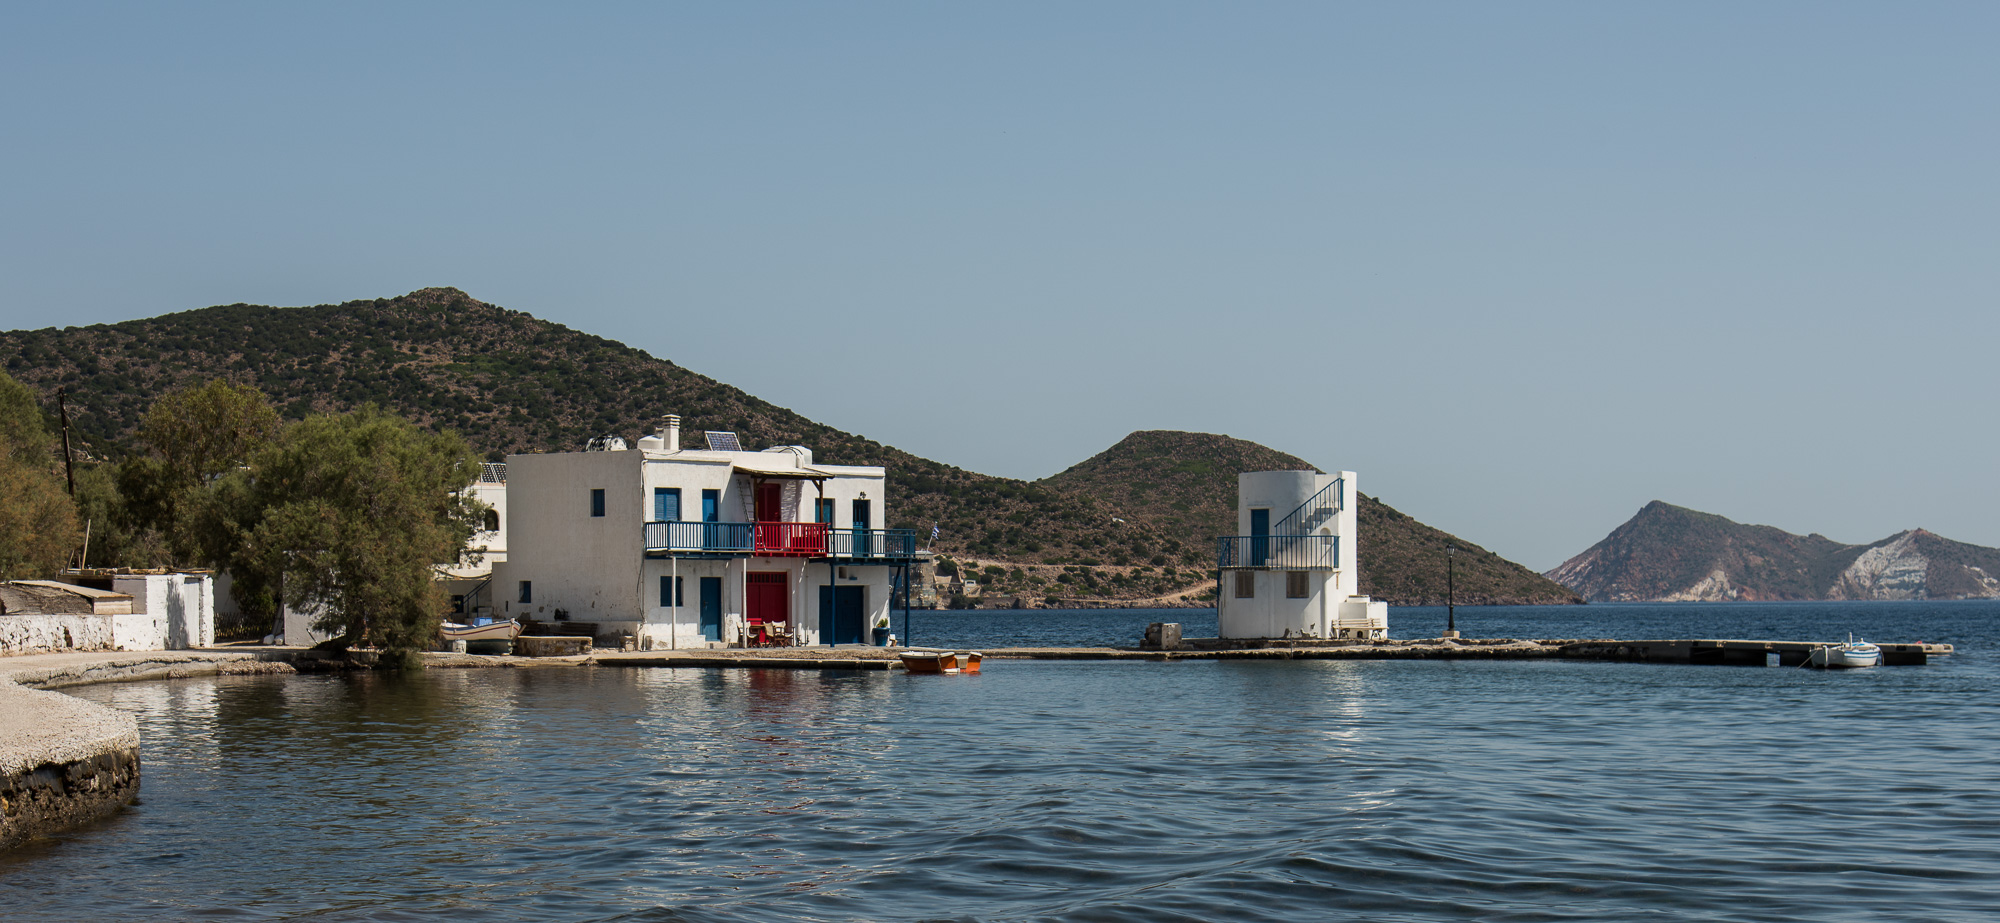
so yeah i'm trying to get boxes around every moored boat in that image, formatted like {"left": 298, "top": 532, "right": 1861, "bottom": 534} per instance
{"left": 899, "top": 650, "right": 958, "bottom": 674}
{"left": 898, "top": 650, "right": 983, "bottom": 674}
{"left": 1809, "top": 635, "right": 1881, "bottom": 669}
{"left": 441, "top": 619, "right": 523, "bottom": 643}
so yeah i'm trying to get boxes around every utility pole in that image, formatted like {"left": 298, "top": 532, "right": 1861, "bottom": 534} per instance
{"left": 1445, "top": 545, "right": 1459, "bottom": 639}
{"left": 56, "top": 388, "right": 76, "bottom": 496}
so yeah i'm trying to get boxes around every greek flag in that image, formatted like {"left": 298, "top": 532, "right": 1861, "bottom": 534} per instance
{"left": 929, "top": 523, "right": 941, "bottom": 547}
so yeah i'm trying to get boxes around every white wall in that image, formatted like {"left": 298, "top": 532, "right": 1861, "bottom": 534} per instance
{"left": 634, "top": 550, "right": 898, "bottom": 649}
{"left": 1220, "top": 469, "right": 1384, "bottom": 639}
{"left": 502, "top": 450, "right": 649, "bottom": 627}
{"left": 468, "top": 478, "right": 508, "bottom": 566}
{"left": 109, "top": 579, "right": 165, "bottom": 651}
{"left": 108, "top": 574, "right": 214, "bottom": 651}
{"left": 0, "top": 612, "right": 116, "bottom": 655}
{"left": 281, "top": 599, "right": 336, "bottom": 647}
{"left": 506, "top": 442, "right": 898, "bottom": 647}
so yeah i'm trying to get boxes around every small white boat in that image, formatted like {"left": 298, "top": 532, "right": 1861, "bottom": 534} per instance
{"left": 441, "top": 619, "right": 523, "bottom": 643}
{"left": 1809, "top": 635, "right": 1881, "bottom": 669}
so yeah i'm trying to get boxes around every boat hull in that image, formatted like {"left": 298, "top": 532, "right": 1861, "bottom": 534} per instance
{"left": 442, "top": 620, "right": 523, "bottom": 643}
{"left": 899, "top": 651, "right": 958, "bottom": 674}
{"left": 1809, "top": 643, "right": 1881, "bottom": 669}
{"left": 898, "top": 651, "right": 983, "bottom": 675}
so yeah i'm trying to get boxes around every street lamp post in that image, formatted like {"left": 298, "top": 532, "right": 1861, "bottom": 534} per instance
{"left": 1445, "top": 545, "right": 1460, "bottom": 640}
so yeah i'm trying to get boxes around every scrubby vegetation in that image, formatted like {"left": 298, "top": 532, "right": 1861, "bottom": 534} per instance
{"left": 3, "top": 288, "right": 1578, "bottom": 606}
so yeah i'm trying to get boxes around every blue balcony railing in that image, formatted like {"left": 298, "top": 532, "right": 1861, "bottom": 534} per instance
{"left": 644, "top": 521, "right": 755, "bottom": 554}
{"left": 825, "top": 528, "right": 919, "bottom": 560}
{"left": 1217, "top": 534, "right": 1338, "bottom": 570}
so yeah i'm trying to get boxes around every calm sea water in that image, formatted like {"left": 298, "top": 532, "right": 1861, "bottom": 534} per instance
{"left": 4, "top": 601, "right": 1997, "bottom": 922}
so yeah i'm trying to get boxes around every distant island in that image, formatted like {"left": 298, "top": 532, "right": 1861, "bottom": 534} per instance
{"left": 1546, "top": 500, "right": 2000, "bottom": 602}
{"left": 1, "top": 287, "right": 1580, "bottom": 607}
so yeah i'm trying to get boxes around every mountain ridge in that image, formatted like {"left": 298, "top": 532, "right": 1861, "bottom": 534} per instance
{"left": 1546, "top": 501, "right": 2000, "bottom": 602}
{"left": 3, "top": 287, "right": 1579, "bottom": 606}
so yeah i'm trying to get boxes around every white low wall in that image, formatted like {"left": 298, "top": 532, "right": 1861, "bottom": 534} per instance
{"left": 112, "top": 574, "right": 214, "bottom": 651}
{"left": 0, "top": 613, "right": 117, "bottom": 657}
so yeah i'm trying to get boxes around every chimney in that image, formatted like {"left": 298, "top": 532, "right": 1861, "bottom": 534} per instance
{"left": 663, "top": 414, "right": 681, "bottom": 452}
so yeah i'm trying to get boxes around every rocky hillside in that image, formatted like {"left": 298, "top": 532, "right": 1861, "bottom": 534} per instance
{"left": 3, "top": 288, "right": 1577, "bottom": 605}
{"left": 1040, "top": 431, "right": 1583, "bottom": 606}
{"left": 1547, "top": 501, "right": 2000, "bottom": 601}
{"left": 0, "top": 288, "right": 1195, "bottom": 573}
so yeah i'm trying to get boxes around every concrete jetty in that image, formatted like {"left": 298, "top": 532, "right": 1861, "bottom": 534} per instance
{"left": 589, "top": 637, "right": 1956, "bottom": 667}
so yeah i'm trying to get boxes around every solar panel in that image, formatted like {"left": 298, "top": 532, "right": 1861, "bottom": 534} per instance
{"left": 703, "top": 431, "right": 742, "bottom": 451}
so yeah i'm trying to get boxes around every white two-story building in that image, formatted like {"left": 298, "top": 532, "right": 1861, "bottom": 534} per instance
{"left": 497, "top": 416, "right": 918, "bottom": 649}
{"left": 1216, "top": 470, "right": 1387, "bottom": 640}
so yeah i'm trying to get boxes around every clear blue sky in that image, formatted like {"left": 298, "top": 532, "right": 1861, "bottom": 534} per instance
{"left": 4, "top": 2, "right": 1995, "bottom": 571}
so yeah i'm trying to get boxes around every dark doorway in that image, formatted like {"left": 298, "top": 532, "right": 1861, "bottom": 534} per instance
{"left": 819, "top": 585, "right": 866, "bottom": 645}
{"left": 699, "top": 577, "right": 723, "bottom": 642}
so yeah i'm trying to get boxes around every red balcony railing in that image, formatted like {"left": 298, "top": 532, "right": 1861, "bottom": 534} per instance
{"left": 644, "top": 521, "right": 916, "bottom": 559}
{"left": 753, "top": 521, "right": 828, "bottom": 556}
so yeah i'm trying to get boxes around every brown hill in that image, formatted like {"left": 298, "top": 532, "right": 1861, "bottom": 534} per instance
{"left": 2, "top": 288, "right": 1576, "bottom": 606}
{"left": 0, "top": 288, "right": 1192, "bottom": 579}
{"left": 1041, "top": 431, "right": 1583, "bottom": 605}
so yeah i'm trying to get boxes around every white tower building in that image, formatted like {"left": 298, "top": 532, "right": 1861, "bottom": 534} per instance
{"left": 1216, "top": 470, "right": 1387, "bottom": 640}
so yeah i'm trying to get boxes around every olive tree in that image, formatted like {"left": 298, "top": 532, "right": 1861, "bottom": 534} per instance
{"left": 119, "top": 379, "right": 280, "bottom": 567}
{"left": 213, "top": 406, "right": 484, "bottom": 665}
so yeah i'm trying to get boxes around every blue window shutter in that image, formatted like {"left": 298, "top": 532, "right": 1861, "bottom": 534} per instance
{"left": 654, "top": 488, "right": 681, "bottom": 522}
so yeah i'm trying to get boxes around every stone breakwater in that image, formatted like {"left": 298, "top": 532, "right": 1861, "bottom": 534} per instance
{"left": 0, "top": 652, "right": 296, "bottom": 850}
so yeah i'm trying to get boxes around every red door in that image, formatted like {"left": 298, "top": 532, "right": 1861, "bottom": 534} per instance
{"left": 747, "top": 572, "right": 787, "bottom": 645}
{"left": 755, "top": 482, "right": 782, "bottom": 552}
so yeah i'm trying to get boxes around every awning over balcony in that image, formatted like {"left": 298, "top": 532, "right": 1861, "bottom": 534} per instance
{"left": 730, "top": 459, "right": 833, "bottom": 480}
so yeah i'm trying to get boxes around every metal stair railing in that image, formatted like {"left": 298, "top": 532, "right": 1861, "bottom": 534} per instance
{"left": 1264, "top": 478, "right": 1343, "bottom": 563}
{"left": 1273, "top": 478, "right": 1343, "bottom": 535}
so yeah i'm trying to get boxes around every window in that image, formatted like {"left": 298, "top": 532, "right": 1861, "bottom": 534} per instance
{"left": 518, "top": 581, "right": 533, "bottom": 604}
{"left": 482, "top": 509, "right": 500, "bottom": 532}
{"left": 815, "top": 498, "right": 835, "bottom": 524}
{"left": 654, "top": 487, "right": 681, "bottom": 522}
{"left": 1286, "top": 571, "right": 1310, "bottom": 598}
{"left": 590, "top": 488, "right": 606, "bottom": 517}
{"left": 1234, "top": 572, "right": 1255, "bottom": 599}
{"left": 660, "top": 575, "right": 684, "bottom": 607}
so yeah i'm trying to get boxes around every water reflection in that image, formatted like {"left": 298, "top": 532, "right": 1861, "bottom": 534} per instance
{"left": 25, "top": 611, "right": 2000, "bottom": 923}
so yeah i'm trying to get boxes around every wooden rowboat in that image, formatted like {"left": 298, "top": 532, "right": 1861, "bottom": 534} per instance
{"left": 441, "top": 619, "right": 523, "bottom": 643}
{"left": 898, "top": 650, "right": 983, "bottom": 674}
{"left": 899, "top": 650, "right": 958, "bottom": 674}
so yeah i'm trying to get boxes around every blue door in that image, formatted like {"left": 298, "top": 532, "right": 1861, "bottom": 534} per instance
{"left": 699, "top": 577, "right": 723, "bottom": 642}
{"left": 1250, "top": 507, "right": 1270, "bottom": 566}
{"left": 819, "top": 585, "right": 866, "bottom": 645}
{"left": 702, "top": 489, "right": 721, "bottom": 549}
{"left": 852, "top": 499, "right": 871, "bottom": 558}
